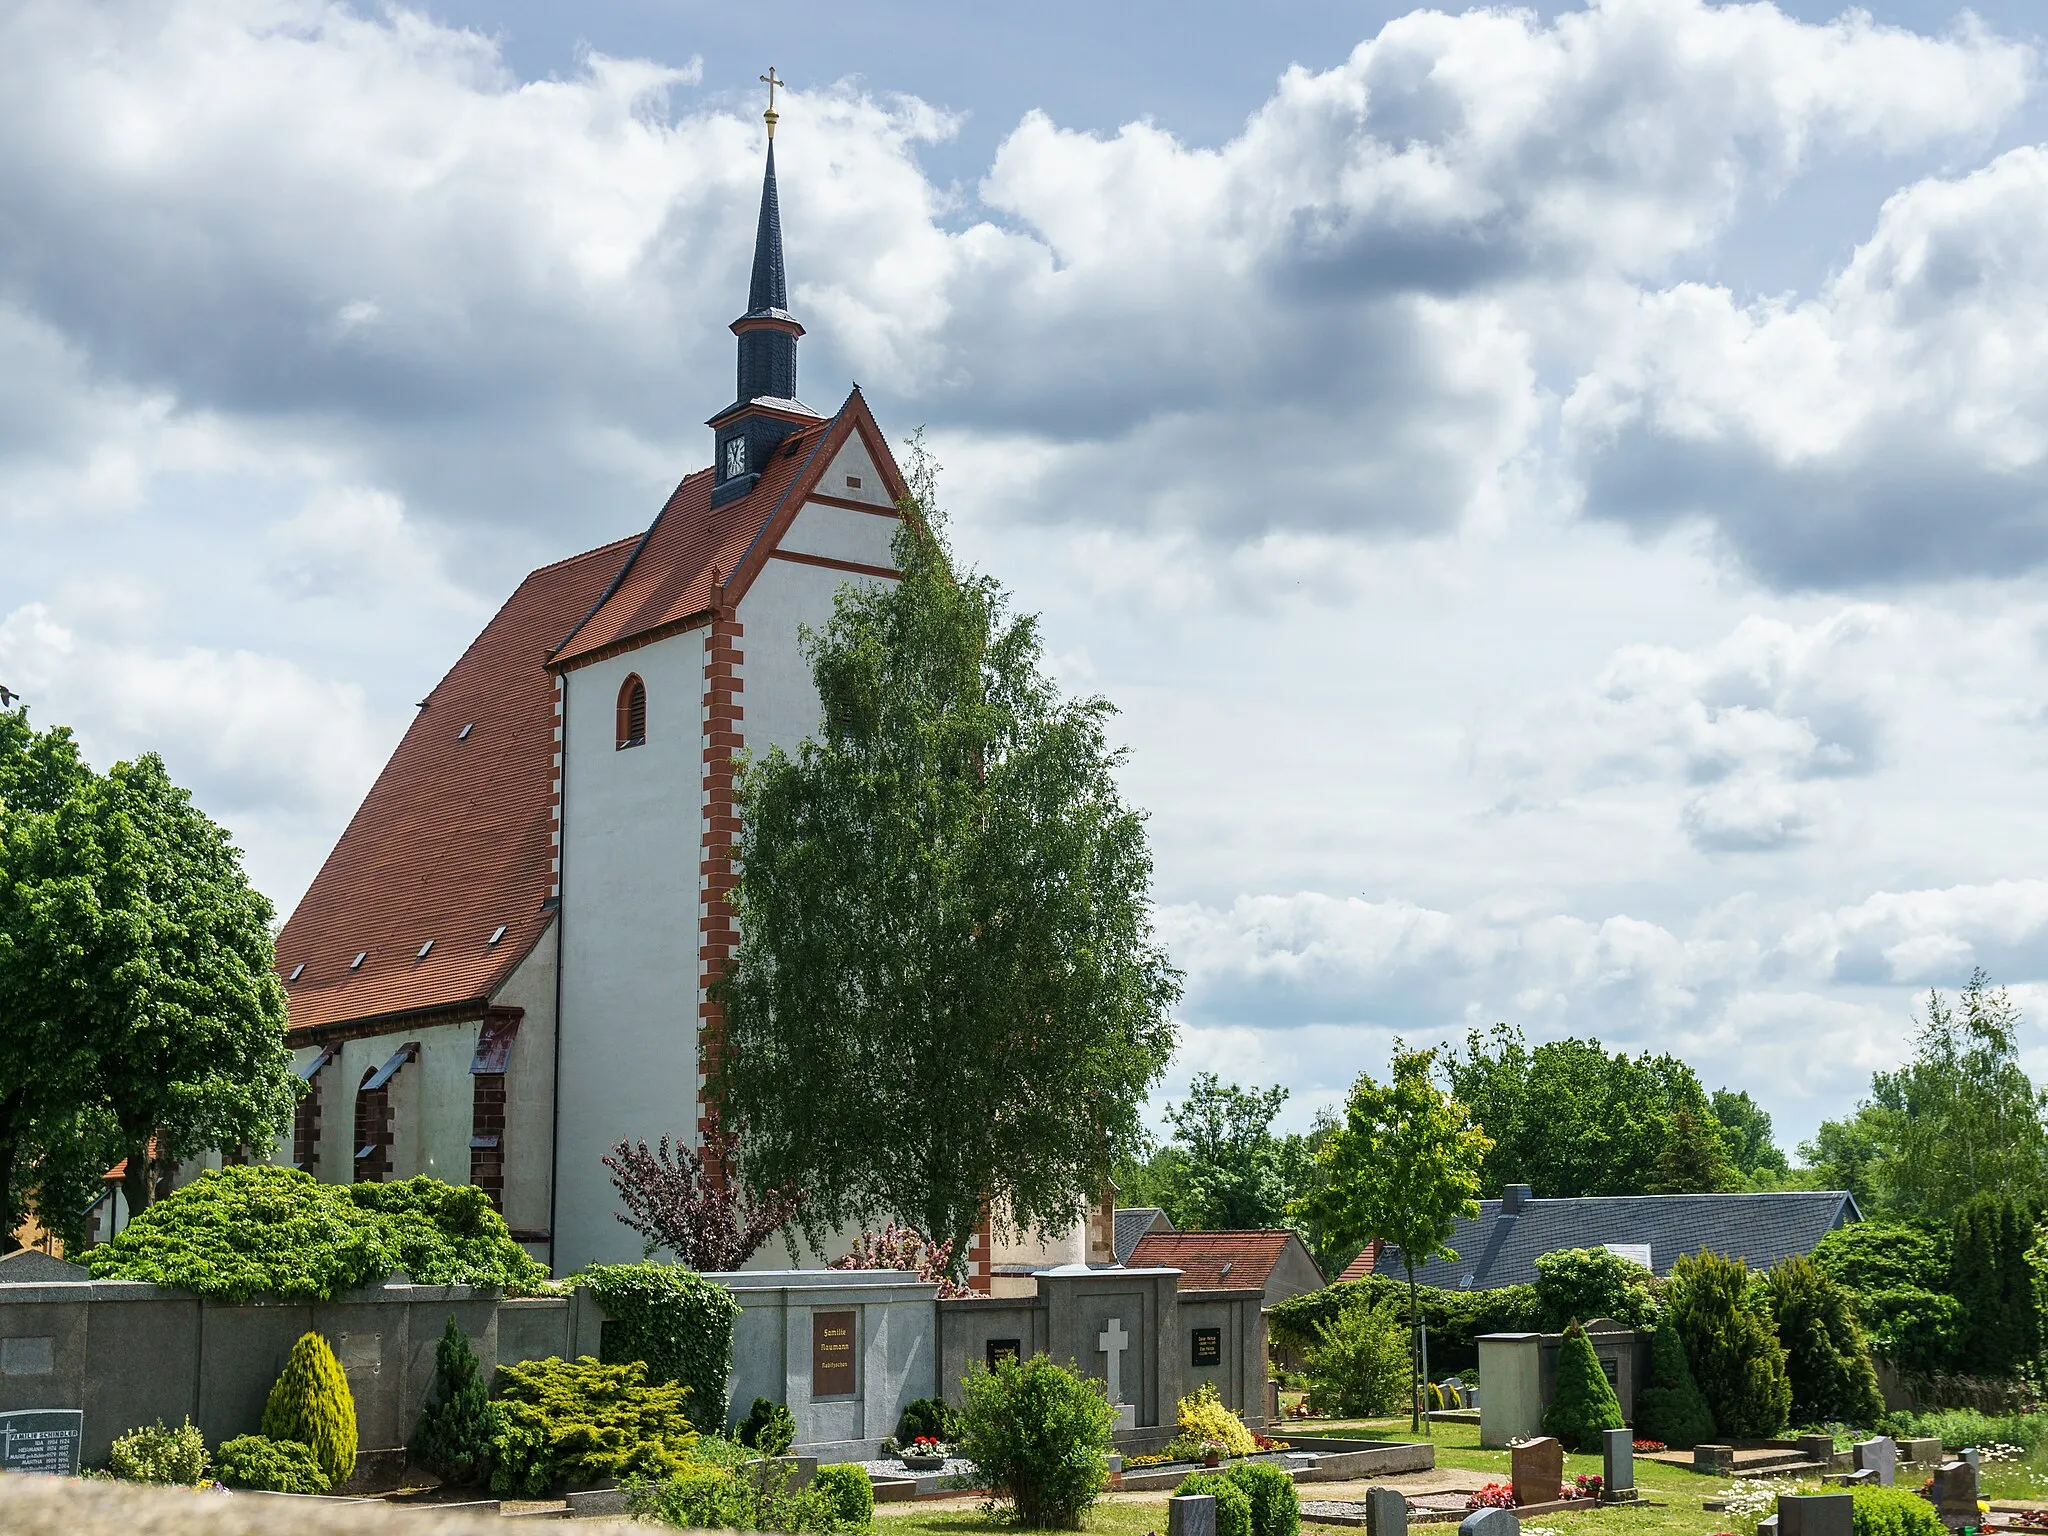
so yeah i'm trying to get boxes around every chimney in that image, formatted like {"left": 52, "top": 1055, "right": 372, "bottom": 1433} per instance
{"left": 1501, "top": 1184, "right": 1532, "bottom": 1214}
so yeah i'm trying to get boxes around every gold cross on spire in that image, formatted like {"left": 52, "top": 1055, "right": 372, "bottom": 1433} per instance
{"left": 760, "top": 66, "right": 783, "bottom": 139}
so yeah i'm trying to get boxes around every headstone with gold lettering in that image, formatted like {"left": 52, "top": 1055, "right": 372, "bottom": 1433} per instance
{"left": 811, "top": 1310, "right": 856, "bottom": 1398}
{"left": 0, "top": 1410, "right": 83, "bottom": 1476}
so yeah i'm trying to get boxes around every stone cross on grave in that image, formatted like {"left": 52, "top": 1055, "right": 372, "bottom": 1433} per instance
{"left": 1098, "top": 1317, "right": 1130, "bottom": 1405}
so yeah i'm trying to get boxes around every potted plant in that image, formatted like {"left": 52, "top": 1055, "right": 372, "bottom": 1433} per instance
{"left": 899, "top": 1436, "right": 949, "bottom": 1471}
{"left": 1201, "top": 1440, "right": 1224, "bottom": 1469}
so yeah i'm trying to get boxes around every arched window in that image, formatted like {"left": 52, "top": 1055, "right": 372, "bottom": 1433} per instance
{"left": 617, "top": 674, "right": 647, "bottom": 749}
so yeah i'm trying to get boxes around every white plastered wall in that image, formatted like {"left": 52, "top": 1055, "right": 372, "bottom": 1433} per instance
{"left": 490, "top": 922, "right": 559, "bottom": 1247}
{"left": 553, "top": 629, "right": 707, "bottom": 1273}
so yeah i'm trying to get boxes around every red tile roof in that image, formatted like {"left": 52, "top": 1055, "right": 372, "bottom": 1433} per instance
{"left": 1338, "top": 1239, "right": 1382, "bottom": 1282}
{"left": 277, "top": 536, "right": 636, "bottom": 1036}
{"left": 1129, "top": 1230, "right": 1300, "bottom": 1291}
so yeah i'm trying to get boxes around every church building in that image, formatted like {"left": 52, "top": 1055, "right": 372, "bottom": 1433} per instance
{"left": 267, "top": 97, "right": 1110, "bottom": 1283}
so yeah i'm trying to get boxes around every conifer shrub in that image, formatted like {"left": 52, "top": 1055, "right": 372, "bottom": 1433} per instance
{"left": 738, "top": 1396, "right": 797, "bottom": 1456}
{"left": 1226, "top": 1459, "right": 1300, "bottom": 1536}
{"left": 959, "top": 1354, "right": 1115, "bottom": 1529}
{"left": 1948, "top": 1194, "right": 2039, "bottom": 1377}
{"left": 1301, "top": 1297, "right": 1409, "bottom": 1418}
{"left": 1765, "top": 1256, "right": 1885, "bottom": 1425}
{"left": 261, "top": 1331, "right": 359, "bottom": 1489}
{"left": 1635, "top": 1323, "right": 1716, "bottom": 1449}
{"left": 1542, "top": 1321, "right": 1625, "bottom": 1451}
{"left": 812, "top": 1463, "right": 875, "bottom": 1528}
{"left": 1177, "top": 1381, "right": 1257, "bottom": 1458}
{"left": 1851, "top": 1484, "right": 1946, "bottom": 1536}
{"left": 84, "top": 1166, "right": 549, "bottom": 1301}
{"left": 895, "top": 1396, "right": 963, "bottom": 1445}
{"left": 1665, "top": 1250, "right": 1791, "bottom": 1438}
{"left": 109, "top": 1417, "right": 209, "bottom": 1484}
{"left": 1175, "top": 1471, "right": 1253, "bottom": 1536}
{"left": 580, "top": 1262, "right": 742, "bottom": 1434}
{"left": 215, "top": 1434, "right": 333, "bottom": 1494}
{"left": 411, "top": 1316, "right": 500, "bottom": 1485}
{"left": 487, "top": 1355, "right": 699, "bottom": 1498}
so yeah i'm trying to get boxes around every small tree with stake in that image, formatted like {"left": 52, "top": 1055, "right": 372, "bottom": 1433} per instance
{"left": 1292, "top": 1045, "right": 1491, "bottom": 1432}
{"left": 601, "top": 1107, "right": 803, "bottom": 1271}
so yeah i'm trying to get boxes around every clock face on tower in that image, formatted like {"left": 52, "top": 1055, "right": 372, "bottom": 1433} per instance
{"left": 723, "top": 435, "right": 748, "bottom": 481}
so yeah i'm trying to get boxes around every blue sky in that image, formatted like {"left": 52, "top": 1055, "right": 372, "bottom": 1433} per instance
{"left": 6, "top": 0, "right": 2048, "bottom": 1153}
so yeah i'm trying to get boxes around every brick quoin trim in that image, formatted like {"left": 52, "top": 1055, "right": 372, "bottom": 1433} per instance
{"left": 697, "top": 580, "right": 743, "bottom": 1190}
{"left": 471, "top": 1073, "right": 507, "bottom": 1210}
{"left": 354, "top": 1070, "right": 393, "bottom": 1183}
{"left": 969, "top": 1206, "right": 994, "bottom": 1294}
{"left": 292, "top": 1067, "right": 323, "bottom": 1173}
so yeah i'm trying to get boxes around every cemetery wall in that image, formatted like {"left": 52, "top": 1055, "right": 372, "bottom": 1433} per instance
{"left": 0, "top": 1278, "right": 587, "bottom": 1474}
{"left": 1477, "top": 1324, "right": 1649, "bottom": 1449}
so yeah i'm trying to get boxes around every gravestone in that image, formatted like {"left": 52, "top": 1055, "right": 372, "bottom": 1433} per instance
{"left": 1845, "top": 1470, "right": 1875, "bottom": 1487}
{"left": 1934, "top": 1460, "right": 1980, "bottom": 1528}
{"left": 1853, "top": 1437, "right": 1897, "bottom": 1487}
{"left": 1961, "top": 1448, "right": 1981, "bottom": 1470}
{"left": 1365, "top": 1486, "right": 1408, "bottom": 1536}
{"left": 1695, "top": 1444, "right": 1736, "bottom": 1475}
{"left": 1460, "top": 1509, "right": 1519, "bottom": 1536}
{"left": 1602, "top": 1427, "right": 1635, "bottom": 1500}
{"left": 1758, "top": 1518, "right": 1779, "bottom": 1536}
{"left": 1439, "top": 1378, "right": 1464, "bottom": 1409}
{"left": 1778, "top": 1492, "right": 1853, "bottom": 1536}
{"left": 1511, "top": 1436, "right": 1564, "bottom": 1507}
{"left": 0, "top": 1409, "right": 83, "bottom": 1476}
{"left": 1169, "top": 1494, "right": 1218, "bottom": 1536}
{"left": 1797, "top": 1434, "right": 1837, "bottom": 1467}
{"left": 1904, "top": 1438, "right": 1943, "bottom": 1465}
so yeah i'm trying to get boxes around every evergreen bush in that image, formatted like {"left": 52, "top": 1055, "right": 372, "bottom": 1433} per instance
{"left": 1765, "top": 1256, "right": 1885, "bottom": 1425}
{"left": 411, "top": 1316, "right": 499, "bottom": 1485}
{"left": 1226, "top": 1459, "right": 1300, "bottom": 1536}
{"left": 1812, "top": 1222, "right": 1949, "bottom": 1295}
{"left": 487, "top": 1355, "right": 699, "bottom": 1498}
{"left": 214, "top": 1434, "right": 333, "bottom": 1494}
{"left": 1301, "top": 1299, "right": 1409, "bottom": 1418}
{"left": 895, "top": 1396, "right": 963, "bottom": 1445}
{"left": 1542, "top": 1321, "right": 1625, "bottom": 1451}
{"left": 959, "top": 1354, "right": 1115, "bottom": 1529}
{"left": 633, "top": 1466, "right": 756, "bottom": 1528}
{"left": 261, "top": 1331, "right": 358, "bottom": 1489}
{"left": 109, "top": 1418, "right": 209, "bottom": 1484}
{"left": 579, "top": 1262, "right": 742, "bottom": 1434}
{"left": 1665, "top": 1250, "right": 1791, "bottom": 1438}
{"left": 1854, "top": 1287, "right": 1963, "bottom": 1374}
{"left": 1177, "top": 1381, "right": 1257, "bottom": 1458}
{"left": 1635, "top": 1323, "right": 1715, "bottom": 1449}
{"left": 738, "top": 1395, "right": 797, "bottom": 1456}
{"left": 84, "top": 1166, "right": 549, "bottom": 1301}
{"left": 1174, "top": 1471, "right": 1253, "bottom": 1536}
{"left": 1851, "top": 1484, "right": 1947, "bottom": 1536}
{"left": 812, "top": 1463, "right": 875, "bottom": 1528}
{"left": 1533, "top": 1249, "right": 1661, "bottom": 1331}
{"left": 1948, "top": 1194, "right": 2039, "bottom": 1377}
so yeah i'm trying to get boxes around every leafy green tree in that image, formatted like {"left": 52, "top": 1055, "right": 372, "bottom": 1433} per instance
{"left": 1444, "top": 1025, "right": 1730, "bottom": 1197}
{"left": 0, "top": 709, "right": 297, "bottom": 1236}
{"left": 1712, "top": 1090, "right": 1791, "bottom": 1185}
{"left": 1161, "top": 1074, "right": 1291, "bottom": 1230}
{"left": 1765, "top": 1255, "right": 1884, "bottom": 1424}
{"left": 1635, "top": 1321, "right": 1716, "bottom": 1448}
{"left": 718, "top": 452, "right": 1180, "bottom": 1271}
{"left": 1301, "top": 1297, "right": 1410, "bottom": 1417}
{"left": 1543, "top": 1321, "right": 1625, "bottom": 1451}
{"left": 1294, "top": 1044, "right": 1492, "bottom": 1430}
{"left": 1810, "top": 1219, "right": 1961, "bottom": 1373}
{"left": 1665, "top": 1250, "right": 1791, "bottom": 1438}
{"left": 1798, "top": 1110, "right": 1889, "bottom": 1209}
{"left": 1532, "top": 1246, "right": 1661, "bottom": 1330}
{"left": 1948, "top": 1193, "right": 2039, "bottom": 1376}
{"left": 1650, "top": 1107, "right": 1740, "bottom": 1194}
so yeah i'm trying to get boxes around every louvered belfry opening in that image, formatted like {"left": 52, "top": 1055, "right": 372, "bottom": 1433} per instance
{"left": 617, "top": 674, "right": 647, "bottom": 749}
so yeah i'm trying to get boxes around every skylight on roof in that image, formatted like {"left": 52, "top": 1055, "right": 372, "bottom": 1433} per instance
{"left": 350, "top": 951, "right": 366, "bottom": 970}
{"left": 417, "top": 939, "right": 434, "bottom": 959}
{"left": 459, "top": 723, "right": 474, "bottom": 741}
{"left": 288, "top": 963, "right": 305, "bottom": 982}
{"left": 488, "top": 925, "right": 508, "bottom": 946}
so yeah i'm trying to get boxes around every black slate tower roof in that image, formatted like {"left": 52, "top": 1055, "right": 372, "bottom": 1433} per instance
{"left": 710, "top": 93, "right": 817, "bottom": 509}
{"left": 1385, "top": 1187, "right": 1862, "bottom": 1289}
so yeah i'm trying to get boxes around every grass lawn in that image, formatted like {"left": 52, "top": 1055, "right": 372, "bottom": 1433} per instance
{"left": 871, "top": 1419, "right": 1784, "bottom": 1536}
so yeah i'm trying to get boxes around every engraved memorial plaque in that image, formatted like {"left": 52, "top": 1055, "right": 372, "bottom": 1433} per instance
{"left": 812, "top": 1309, "right": 856, "bottom": 1397}
{"left": 1191, "top": 1327, "right": 1223, "bottom": 1367}
{"left": 986, "top": 1338, "right": 1021, "bottom": 1370}
{"left": 0, "top": 1409, "right": 83, "bottom": 1476}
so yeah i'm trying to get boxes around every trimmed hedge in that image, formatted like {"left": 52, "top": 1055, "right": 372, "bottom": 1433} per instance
{"left": 84, "top": 1166, "right": 549, "bottom": 1301}
{"left": 1267, "top": 1276, "right": 1542, "bottom": 1373}
{"left": 1852, "top": 1485, "right": 1945, "bottom": 1536}
{"left": 813, "top": 1463, "right": 875, "bottom": 1528}
{"left": 1176, "top": 1471, "right": 1253, "bottom": 1536}
{"left": 1227, "top": 1460, "right": 1300, "bottom": 1536}
{"left": 581, "top": 1263, "right": 742, "bottom": 1435}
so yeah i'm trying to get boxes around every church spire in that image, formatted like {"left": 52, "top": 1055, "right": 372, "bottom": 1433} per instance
{"left": 710, "top": 68, "right": 817, "bottom": 507}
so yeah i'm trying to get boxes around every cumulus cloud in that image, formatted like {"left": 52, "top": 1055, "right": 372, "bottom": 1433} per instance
{"left": 1571, "top": 145, "right": 2048, "bottom": 585}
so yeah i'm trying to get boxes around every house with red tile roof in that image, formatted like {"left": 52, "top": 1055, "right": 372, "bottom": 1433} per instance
{"left": 1127, "top": 1229, "right": 1327, "bottom": 1309}
{"left": 259, "top": 109, "right": 949, "bottom": 1275}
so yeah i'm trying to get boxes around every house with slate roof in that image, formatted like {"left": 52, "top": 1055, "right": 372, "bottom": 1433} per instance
{"left": 1385, "top": 1184, "right": 1861, "bottom": 1289}
{"left": 232, "top": 97, "right": 1117, "bottom": 1283}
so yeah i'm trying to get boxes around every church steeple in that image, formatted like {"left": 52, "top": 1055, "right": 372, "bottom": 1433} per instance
{"left": 711, "top": 67, "right": 817, "bottom": 507}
